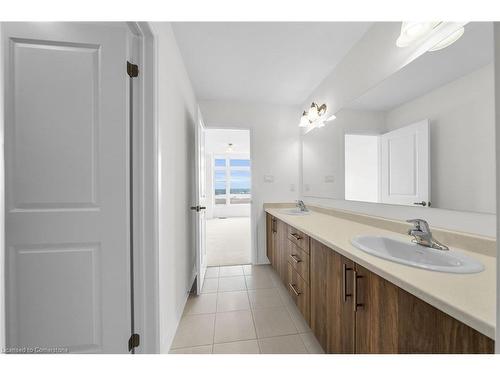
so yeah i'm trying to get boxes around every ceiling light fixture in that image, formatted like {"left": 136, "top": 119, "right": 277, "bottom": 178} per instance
{"left": 298, "top": 102, "right": 335, "bottom": 130}
{"left": 396, "top": 22, "right": 465, "bottom": 52}
{"left": 396, "top": 22, "right": 440, "bottom": 48}
{"left": 226, "top": 143, "right": 234, "bottom": 153}
{"left": 428, "top": 26, "right": 465, "bottom": 51}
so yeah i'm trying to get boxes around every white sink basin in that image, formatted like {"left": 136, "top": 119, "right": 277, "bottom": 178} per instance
{"left": 351, "top": 235, "right": 484, "bottom": 274}
{"left": 280, "top": 208, "right": 311, "bottom": 216}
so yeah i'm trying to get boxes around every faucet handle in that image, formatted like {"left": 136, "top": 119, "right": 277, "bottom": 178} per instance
{"left": 406, "top": 219, "right": 430, "bottom": 233}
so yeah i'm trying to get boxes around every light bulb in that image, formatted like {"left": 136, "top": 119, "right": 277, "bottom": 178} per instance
{"left": 307, "top": 103, "right": 319, "bottom": 122}
{"left": 299, "top": 112, "right": 309, "bottom": 128}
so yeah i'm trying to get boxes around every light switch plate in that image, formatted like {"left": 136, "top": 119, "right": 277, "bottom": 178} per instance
{"left": 264, "top": 175, "right": 274, "bottom": 183}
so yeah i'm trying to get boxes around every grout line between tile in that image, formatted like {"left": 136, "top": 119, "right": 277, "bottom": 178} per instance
{"left": 169, "top": 343, "right": 214, "bottom": 353}
{"left": 247, "top": 289, "right": 261, "bottom": 354}
{"left": 211, "top": 292, "right": 219, "bottom": 349}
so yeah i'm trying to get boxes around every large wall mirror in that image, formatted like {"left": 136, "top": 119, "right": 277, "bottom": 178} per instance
{"left": 302, "top": 22, "right": 495, "bottom": 214}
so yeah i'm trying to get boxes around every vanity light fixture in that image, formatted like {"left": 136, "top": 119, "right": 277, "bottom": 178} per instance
{"left": 396, "top": 22, "right": 465, "bottom": 52}
{"left": 298, "top": 102, "right": 333, "bottom": 129}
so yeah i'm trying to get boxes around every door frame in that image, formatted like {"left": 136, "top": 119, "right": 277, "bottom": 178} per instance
{"left": 0, "top": 22, "right": 159, "bottom": 353}
{"left": 126, "top": 22, "right": 159, "bottom": 354}
{"left": 204, "top": 126, "right": 256, "bottom": 265}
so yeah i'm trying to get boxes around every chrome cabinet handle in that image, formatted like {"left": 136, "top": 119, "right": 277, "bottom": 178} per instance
{"left": 353, "top": 270, "right": 364, "bottom": 312}
{"left": 342, "top": 263, "right": 353, "bottom": 302}
{"left": 291, "top": 233, "right": 302, "bottom": 240}
{"left": 272, "top": 218, "right": 277, "bottom": 233}
{"left": 413, "top": 201, "right": 427, "bottom": 206}
{"left": 289, "top": 254, "right": 302, "bottom": 263}
{"left": 288, "top": 283, "right": 301, "bottom": 296}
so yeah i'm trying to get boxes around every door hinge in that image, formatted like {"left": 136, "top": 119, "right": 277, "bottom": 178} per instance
{"left": 128, "top": 333, "right": 140, "bottom": 352}
{"left": 127, "top": 61, "right": 139, "bottom": 78}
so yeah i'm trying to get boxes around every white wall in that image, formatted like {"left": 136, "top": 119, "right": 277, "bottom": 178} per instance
{"left": 151, "top": 22, "right": 198, "bottom": 353}
{"left": 300, "top": 22, "right": 496, "bottom": 238}
{"left": 385, "top": 64, "right": 495, "bottom": 214}
{"left": 199, "top": 100, "right": 300, "bottom": 264}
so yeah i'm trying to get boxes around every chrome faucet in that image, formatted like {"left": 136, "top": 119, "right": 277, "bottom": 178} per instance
{"left": 406, "top": 219, "right": 449, "bottom": 251}
{"left": 296, "top": 200, "right": 308, "bottom": 212}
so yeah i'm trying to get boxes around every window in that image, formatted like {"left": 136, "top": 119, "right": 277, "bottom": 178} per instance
{"left": 214, "top": 156, "right": 251, "bottom": 205}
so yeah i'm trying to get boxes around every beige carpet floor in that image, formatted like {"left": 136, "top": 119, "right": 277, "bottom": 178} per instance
{"left": 206, "top": 217, "right": 251, "bottom": 266}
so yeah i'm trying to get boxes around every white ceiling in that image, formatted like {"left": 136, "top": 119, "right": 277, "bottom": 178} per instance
{"left": 348, "top": 22, "right": 493, "bottom": 111}
{"left": 172, "top": 22, "right": 372, "bottom": 105}
{"left": 205, "top": 129, "right": 250, "bottom": 155}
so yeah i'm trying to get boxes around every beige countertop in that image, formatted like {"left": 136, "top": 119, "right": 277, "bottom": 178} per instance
{"left": 265, "top": 207, "right": 496, "bottom": 339}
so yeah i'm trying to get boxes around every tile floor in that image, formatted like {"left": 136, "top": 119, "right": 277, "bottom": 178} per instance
{"left": 169, "top": 264, "right": 324, "bottom": 354}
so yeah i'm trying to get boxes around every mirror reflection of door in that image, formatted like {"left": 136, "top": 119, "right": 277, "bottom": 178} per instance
{"left": 344, "top": 119, "right": 430, "bottom": 207}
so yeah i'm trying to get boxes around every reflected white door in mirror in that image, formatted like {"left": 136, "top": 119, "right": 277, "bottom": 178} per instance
{"left": 344, "top": 119, "right": 429, "bottom": 207}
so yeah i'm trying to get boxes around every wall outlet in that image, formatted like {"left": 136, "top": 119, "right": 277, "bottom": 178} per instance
{"left": 290, "top": 184, "right": 296, "bottom": 192}
{"left": 324, "top": 175, "right": 335, "bottom": 183}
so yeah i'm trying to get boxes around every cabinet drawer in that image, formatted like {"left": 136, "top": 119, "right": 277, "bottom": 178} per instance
{"left": 287, "top": 226, "right": 310, "bottom": 254}
{"left": 287, "top": 264, "right": 310, "bottom": 324}
{"left": 286, "top": 241, "right": 310, "bottom": 283}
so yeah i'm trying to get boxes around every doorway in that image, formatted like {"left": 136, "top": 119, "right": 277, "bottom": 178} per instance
{"left": 204, "top": 129, "right": 252, "bottom": 266}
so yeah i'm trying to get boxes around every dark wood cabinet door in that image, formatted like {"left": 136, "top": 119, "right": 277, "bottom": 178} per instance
{"left": 353, "top": 265, "right": 494, "bottom": 354}
{"left": 310, "top": 239, "right": 328, "bottom": 350}
{"left": 397, "top": 287, "right": 494, "bottom": 354}
{"left": 310, "top": 239, "right": 355, "bottom": 353}
{"left": 276, "top": 219, "right": 289, "bottom": 283}
{"left": 354, "top": 264, "right": 399, "bottom": 354}
{"left": 328, "top": 255, "right": 355, "bottom": 354}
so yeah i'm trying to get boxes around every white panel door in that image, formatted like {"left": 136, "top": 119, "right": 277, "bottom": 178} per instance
{"left": 380, "top": 119, "right": 430, "bottom": 206}
{"left": 3, "top": 22, "right": 131, "bottom": 353}
{"left": 194, "top": 108, "right": 208, "bottom": 295}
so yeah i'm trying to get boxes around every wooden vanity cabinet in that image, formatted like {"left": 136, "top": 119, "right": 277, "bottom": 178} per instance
{"left": 266, "top": 214, "right": 494, "bottom": 354}
{"left": 310, "top": 237, "right": 494, "bottom": 354}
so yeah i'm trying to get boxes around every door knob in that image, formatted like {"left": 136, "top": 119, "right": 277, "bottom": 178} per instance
{"left": 190, "top": 205, "right": 206, "bottom": 212}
